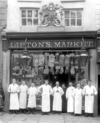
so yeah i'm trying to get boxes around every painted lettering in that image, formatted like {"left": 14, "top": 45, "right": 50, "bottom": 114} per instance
{"left": 54, "top": 42, "right": 61, "bottom": 47}
{"left": 45, "top": 42, "right": 51, "bottom": 48}
{"left": 31, "top": 42, "right": 38, "bottom": 48}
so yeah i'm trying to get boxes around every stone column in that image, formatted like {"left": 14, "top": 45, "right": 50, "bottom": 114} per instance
{"left": 89, "top": 49, "right": 98, "bottom": 116}
{"left": 2, "top": 50, "right": 10, "bottom": 112}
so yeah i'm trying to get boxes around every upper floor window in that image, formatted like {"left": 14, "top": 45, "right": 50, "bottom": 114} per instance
{"left": 21, "top": 9, "right": 39, "bottom": 26}
{"left": 64, "top": 10, "right": 82, "bottom": 26}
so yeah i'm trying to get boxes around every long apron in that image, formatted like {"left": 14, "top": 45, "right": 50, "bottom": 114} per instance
{"left": 67, "top": 96, "right": 74, "bottom": 113}
{"left": 42, "top": 94, "right": 50, "bottom": 112}
{"left": 74, "top": 90, "right": 82, "bottom": 114}
{"left": 85, "top": 95, "right": 94, "bottom": 113}
{"left": 10, "top": 93, "right": 19, "bottom": 110}
{"left": 19, "top": 92, "right": 27, "bottom": 109}
{"left": 27, "top": 94, "right": 36, "bottom": 108}
{"left": 53, "top": 92, "right": 62, "bottom": 111}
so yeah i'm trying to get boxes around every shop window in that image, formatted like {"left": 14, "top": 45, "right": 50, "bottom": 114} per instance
{"left": 21, "top": 9, "right": 39, "bottom": 26}
{"left": 65, "top": 10, "right": 82, "bottom": 26}
{"left": 11, "top": 50, "right": 89, "bottom": 85}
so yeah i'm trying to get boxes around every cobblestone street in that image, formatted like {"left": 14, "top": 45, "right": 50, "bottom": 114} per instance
{"left": 0, "top": 112, "right": 100, "bottom": 123}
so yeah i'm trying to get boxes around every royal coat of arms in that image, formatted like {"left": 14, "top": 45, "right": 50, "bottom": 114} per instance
{"left": 39, "top": 3, "right": 64, "bottom": 26}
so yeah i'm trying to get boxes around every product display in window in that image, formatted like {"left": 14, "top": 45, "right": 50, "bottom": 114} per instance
{"left": 11, "top": 52, "right": 89, "bottom": 79}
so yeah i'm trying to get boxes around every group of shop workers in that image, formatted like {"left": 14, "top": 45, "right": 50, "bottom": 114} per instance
{"left": 8, "top": 78, "right": 97, "bottom": 117}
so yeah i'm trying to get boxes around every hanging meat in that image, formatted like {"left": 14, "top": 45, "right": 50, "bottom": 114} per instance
{"left": 44, "top": 65, "right": 49, "bottom": 75}
{"left": 70, "top": 53, "right": 75, "bottom": 75}
{"left": 33, "top": 54, "right": 39, "bottom": 68}
{"left": 79, "top": 54, "right": 88, "bottom": 74}
{"left": 44, "top": 53, "right": 49, "bottom": 66}
{"left": 55, "top": 53, "right": 60, "bottom": 74}
{"left": 50, "top": 67, "right": 55, "bottom": 75}
{"left": 32, "top": 68, "right": 37, "bottom": 77}
{"left": 65, "top": 54, "right": 70, "bottom": 74}
{"left": 38, "top": 54, "right": 44, "bottom": 67}
{"left": 38, "top": 66, "right": 44, "bottom": 75}
{"left": 74, "top": 54, "right": 80, "bottom": 73}
{"left": 49, "top": 53, "right": 55, "bottom": 68}
{"left": 60, "top": 67, "right": 64, "bottom": 74}
{"left": 34, "top": 67, "right": 38, "bottom": 76}
{"left": 59, "top": 54, "right": 65, "bottom": 74}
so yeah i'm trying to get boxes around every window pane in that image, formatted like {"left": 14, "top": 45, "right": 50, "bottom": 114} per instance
{"left": 34, "top": 9, "right": 38, "bottom": 17}
{"left": 21, "top": 10, "right": 26, "bottom": 17}
{"left": 28, "top": 10, "right": 32, "bottom": 17}
{"left": 22, "top": 19, "right": 26, "bottom": 25}
{"left": 71, "top": 19, "right": 75, "bottom": 26}
{"left": 33, "top": 18, "right": 38, "bottom": 25}
{"left": 77, "top": 19, "right": 82, "bottom": 26}
{"left": 28, "top": 18, "right": 32, "bottom": 25}
{"left": 77, "top": 11, "right": 82, "bottom": 18}
{"left": 65, "top": 11, "right": 69, "bottom": 18}
{"left": 71, "top": 11, "right": 76, "bottom": 18}
{"left": 65, "top": 19, "right": 69, "bottom": 26}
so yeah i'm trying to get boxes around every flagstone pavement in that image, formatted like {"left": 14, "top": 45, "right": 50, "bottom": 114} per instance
{"left": 0, "top": 112, "right": 100, "bottom": 123}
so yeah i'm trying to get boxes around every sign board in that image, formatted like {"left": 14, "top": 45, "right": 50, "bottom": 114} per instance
{"left": 8, "top": 39, "right": 96, "bottom": 49}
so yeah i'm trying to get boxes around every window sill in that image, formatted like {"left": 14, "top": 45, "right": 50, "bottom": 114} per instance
{"left": 20, "top": 26, "right": 38, "bottom": 32}
{"left": 65, "top": 26, "right": 83, "bottom": 31}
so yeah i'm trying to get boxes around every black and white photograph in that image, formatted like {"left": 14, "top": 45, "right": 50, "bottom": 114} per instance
{"left": 0, "top": 0, "right": 100, "bottom": 123}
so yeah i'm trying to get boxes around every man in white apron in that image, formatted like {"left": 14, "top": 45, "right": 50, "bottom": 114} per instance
{"left": 83, "top": 80, "right": 97, "bottom": 117}
{"left": 53, "top": 81, "right": 64, "bottom": 114}
{"left": 74, "top": 83, "right": 83, "bottom": 115}
{"left": 66, "top": 82, "right": 75, "bottom": 114}
{"left": 27, "top": 82, "right": 37, "bottom": 114}
{"left": 38, "top": 79, "right": 52, "bottom": 114}
{"left": 19, "top": 80, "right": 28, "bottom": 113}
{"left": 8, "top": 78, "right": 19, "bottom": 114}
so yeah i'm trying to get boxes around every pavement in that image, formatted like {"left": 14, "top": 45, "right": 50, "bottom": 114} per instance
{"left": 0, "top": 112, "right": 100, "bottom": 123}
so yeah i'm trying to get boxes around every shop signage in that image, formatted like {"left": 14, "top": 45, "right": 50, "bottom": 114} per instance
{"left": 9, "top": 40, "right": 95, "bottom": 49}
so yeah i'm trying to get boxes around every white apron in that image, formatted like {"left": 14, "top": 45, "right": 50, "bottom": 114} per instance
{"left": 66, "top": 86, "right": 75, "bottom": 113}
{"left": 83, "top": 85, "right": 97, "bottom": 113}
{"left": 53, "top": 87, "right": 64, "bottom": 111}
{"left": 74, "top": 88, "right": 82, "bottom": 114}
{"left": 27, "top": 87, "right": 37, "bottom": 108}
{"left": 19, "top": 85, "right": 28, "bottom": 109}
{"left": 38, "top": 84, "right": 52, "bottom": 112}
{"left": 8, "top": 84, "right": 19, "bottom": 110}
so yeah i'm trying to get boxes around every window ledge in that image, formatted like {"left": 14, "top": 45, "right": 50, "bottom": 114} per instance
{"left": 61, "top": 0, "right": 85, "bottom": 2}
{"left": 18, "top": 0, "right": 41, "bottom": 2}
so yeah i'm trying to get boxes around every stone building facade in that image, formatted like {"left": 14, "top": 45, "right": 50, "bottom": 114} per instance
{"left": 1, "top": 0, "right": 100, "bottom": 115}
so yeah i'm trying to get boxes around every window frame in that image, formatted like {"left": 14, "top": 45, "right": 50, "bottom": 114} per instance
{"left": 20, "top": 8, "right": 39, "bottom": 27}
{"left": 64, "top": 10, "right": 83, "bottom": 27}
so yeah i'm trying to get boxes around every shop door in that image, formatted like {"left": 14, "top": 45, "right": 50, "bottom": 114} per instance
{"left": 98, "top": 75, "right": 100, "bottom": 115}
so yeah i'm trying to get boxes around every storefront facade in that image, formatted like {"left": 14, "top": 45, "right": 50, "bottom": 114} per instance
{"left": 1, "top": 0, "right": 100, "bottom": 115}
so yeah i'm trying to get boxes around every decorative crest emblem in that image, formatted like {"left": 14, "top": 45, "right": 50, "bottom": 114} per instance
{"left": 39, "top": 3, "right": 64, "bottom": 26}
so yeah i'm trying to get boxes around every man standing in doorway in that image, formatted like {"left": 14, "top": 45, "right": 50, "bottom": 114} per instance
{"left": 66, "top": 82, "right": 75, "bottom": 114}
{"left": 8, "top": 78, "right": 19, "bottom": 114}
{"left": 38, "top": 79, "right": 52, "bottom": 115}
{"left": 74, "top": 83, "right": 83, "bottom": 115}
{"left": 53, "top": 81, "right": 64, "bottom": 114}
{"left": 83, "top": 80, "right": 97, "bottom": 117}
{"left": 27, "top": 82, "right": 37, "bottom": 114}
{"left": 62, "top": 83, "right": 67, "bottom": 113}
{"left": 19, "top": 80, "right": 28, "bottom": 113}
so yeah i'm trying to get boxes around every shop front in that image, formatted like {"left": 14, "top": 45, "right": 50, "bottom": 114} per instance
{"left": 2, "top": 31, "right": 97, "bottom": 113}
